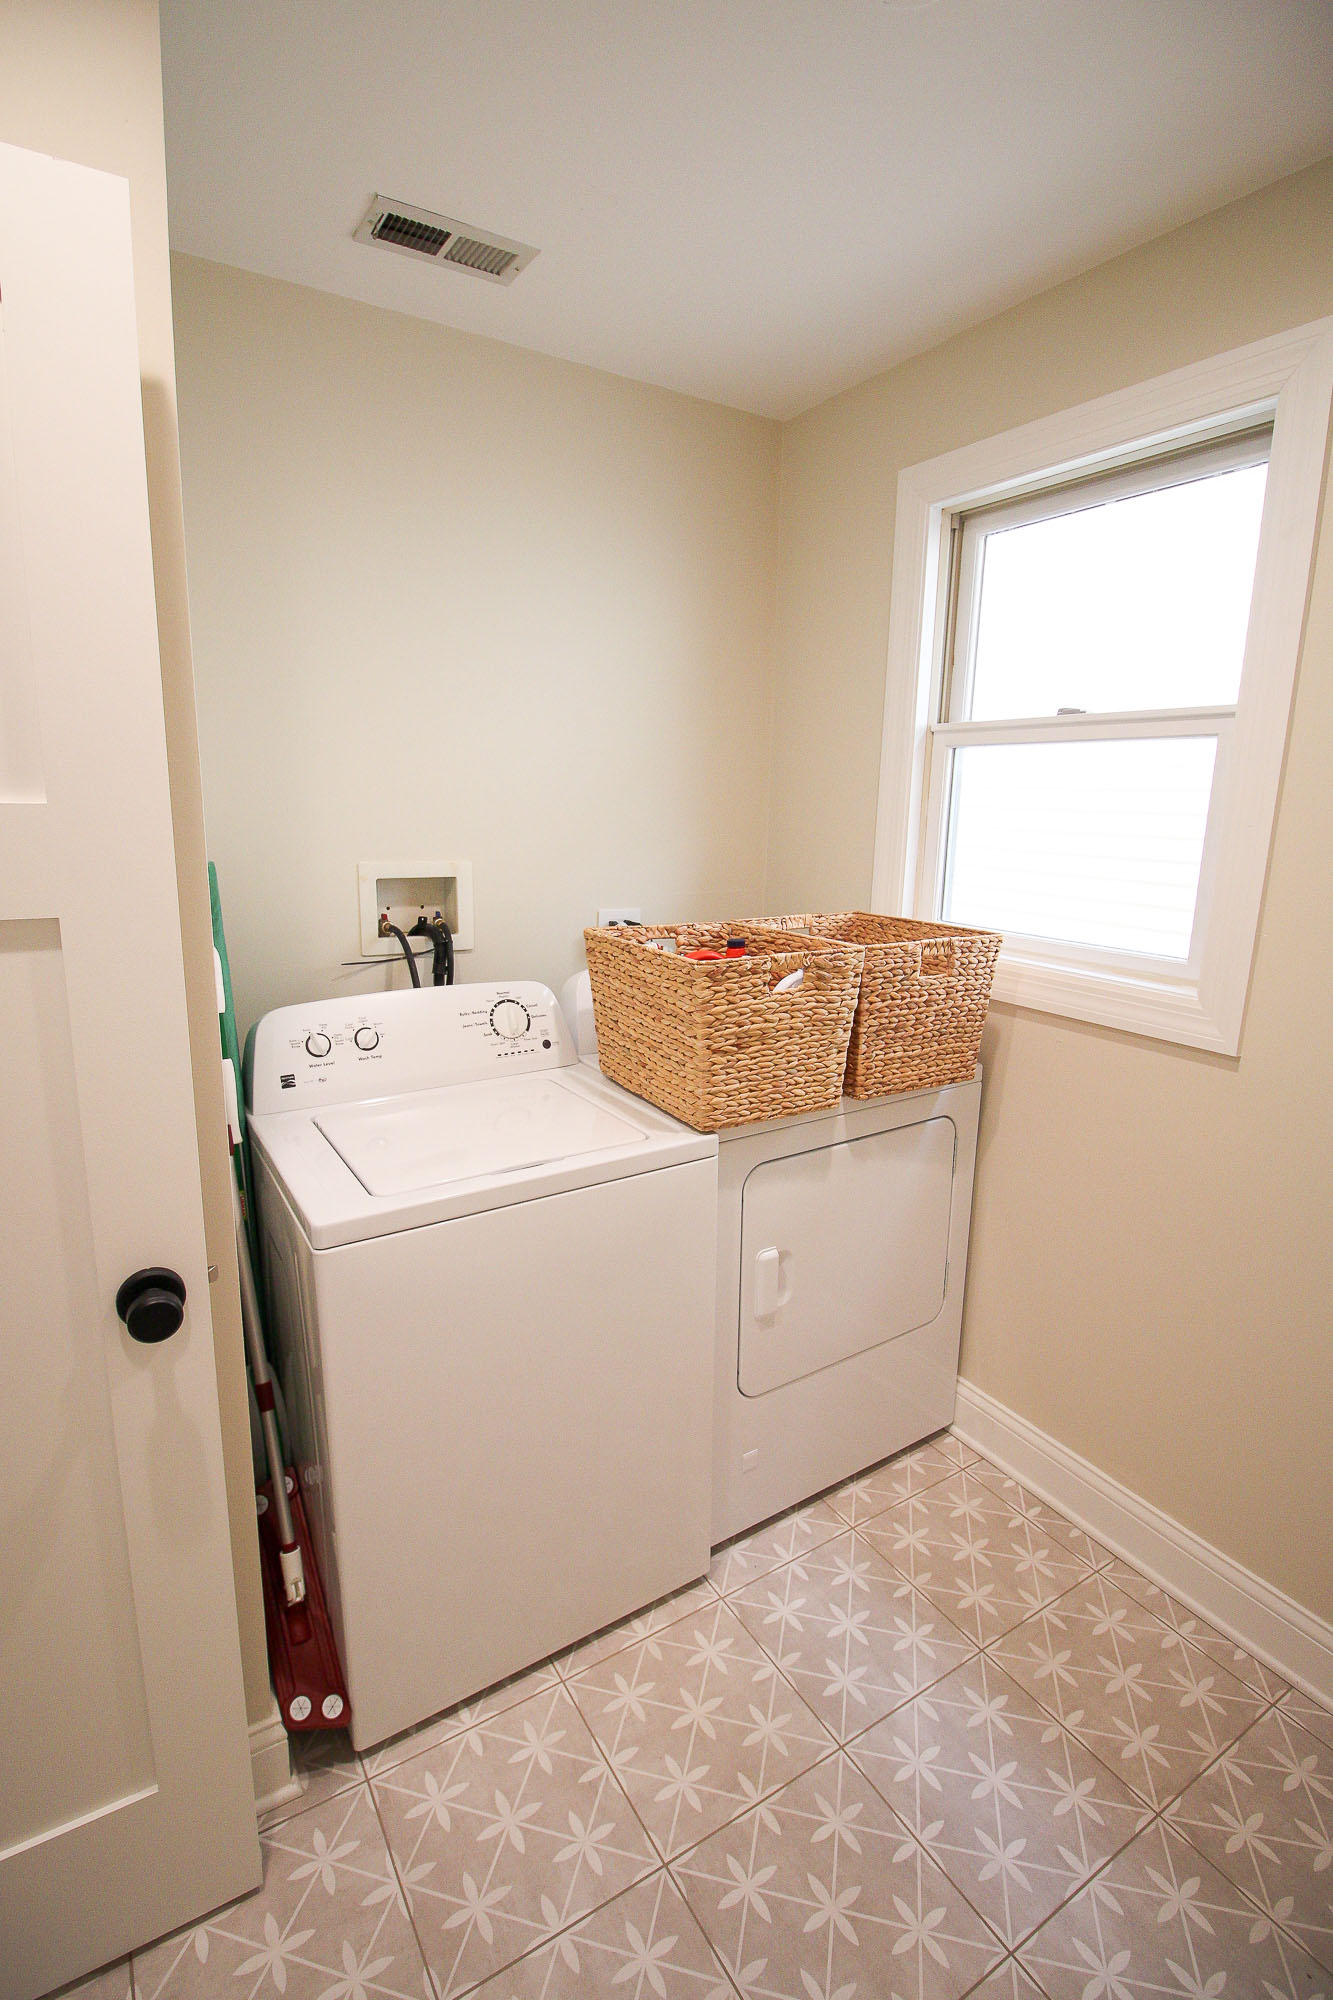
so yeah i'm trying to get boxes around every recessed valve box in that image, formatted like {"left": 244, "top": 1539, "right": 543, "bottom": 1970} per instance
{"left": 357, "top": 861, "right": 474, "bottom": 960}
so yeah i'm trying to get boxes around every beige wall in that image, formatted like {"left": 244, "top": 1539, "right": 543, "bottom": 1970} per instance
{"left": 768, "top": 156, "right": 1333, "bottom": 1623}
{"left": 170, "top": 257, "right": 781, "bottom": 1043}
{"left": 0, "top": 2, "right": 271, "bottom": 1727}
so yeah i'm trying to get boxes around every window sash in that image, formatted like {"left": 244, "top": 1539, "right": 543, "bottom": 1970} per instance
{"left": 918, "top": 711, "right": 1234, "bottom": 981}
{"left": 943, "top": 426, "right": 1272, "bottom": 728}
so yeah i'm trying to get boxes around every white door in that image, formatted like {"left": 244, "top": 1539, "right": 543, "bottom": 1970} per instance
{"left": 0, "top": 143, "right": 259, "bottom": 1999}
{"left": 738, "top": 1119, "right": 956, "bottom": 1396}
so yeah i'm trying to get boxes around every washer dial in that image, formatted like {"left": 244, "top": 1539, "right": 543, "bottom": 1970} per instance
{"left": 354, "top": 1026, "right": 379, "bottom": 1051}
{"left": 489, "top": 998, "right": 531, "bottom": 1040}
{"left": 305, "top": 1031, "right": 331, "bottom": 1058}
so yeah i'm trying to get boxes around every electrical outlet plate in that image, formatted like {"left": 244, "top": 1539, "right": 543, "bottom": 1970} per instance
{"left": 597, "top": 907, "right": 643, "bottom": 927}
{"left": 358, "top": 861, "right": 474, "bottom": 958}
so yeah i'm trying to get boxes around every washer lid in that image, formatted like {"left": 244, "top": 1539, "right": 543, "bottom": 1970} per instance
{"left": 314, "top": 1071, "right": 650, "bottom": 1197}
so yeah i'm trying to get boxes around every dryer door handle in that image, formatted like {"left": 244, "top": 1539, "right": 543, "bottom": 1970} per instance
{"left": 753, "top": 1246, "right": 793, "bottom": 1319}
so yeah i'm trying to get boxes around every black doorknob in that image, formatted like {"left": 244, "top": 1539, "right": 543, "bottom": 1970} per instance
{"left": 116, "top": 1267, "right": 187, "bottom": 1344}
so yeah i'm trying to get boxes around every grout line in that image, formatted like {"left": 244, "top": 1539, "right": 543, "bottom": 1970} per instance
{"left": 661, "top": 1858, "right": 747, "bottom": 1998}
{"left": 1278, "top": 1690, "right": 1333, "bottom": 1750}
{"left": 972, "top": 1576, "right": 1283, "bottom": 1822}
{"left": 998, "top": 1812, "right": 1159, "bottom": 1966}
{"left": 362, "top": 1771, "right": 440, "bottom": 1997}
{"left": 557, "top": 1583, "right": 722, "bottom": 1686}
{"left": 359, "top": 1659, "right": 565, "bottom": 1779}
{"left": 1158, "top": 1781, "right": 1331, "bottom": 1974}
{"left": 368, "top": 1680, "right": 669, "bottom": 2000}
{"left": 569, "top": 1594, "right": 849, "bottom": 1876}
{"left": 559, "top": 1670, "right": 673, "bottom": 1868}
{"left": 661, "top": 1736, "right": 1011, "bottom": 1989}
{"left": 955, "top": 1957, "right": 1052, "bottom": 1999}
{"left": 809, "top": 1596, "right": 1156, "bottom": 1968}
{"left": 255, "top": 1757, "right": 365, "bottom": 1835}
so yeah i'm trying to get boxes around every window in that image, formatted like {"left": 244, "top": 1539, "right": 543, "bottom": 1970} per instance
{"left": 874, "top": 320, "right": 1333, "bottom": 1054}
{"left": 929, "top": 432, "right": 1268, "bottom": 963}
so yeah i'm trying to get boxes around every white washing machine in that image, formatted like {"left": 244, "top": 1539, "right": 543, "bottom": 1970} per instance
{"left": 246, "top": 981, "right": 718, "bottom": 1751}
{"left": 562, "top": 973, "right": 980, "bottom": 1544}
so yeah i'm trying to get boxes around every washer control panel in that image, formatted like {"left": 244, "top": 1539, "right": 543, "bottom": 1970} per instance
{"left": 245, "top": 981, "right": 577, "bottom": 1115}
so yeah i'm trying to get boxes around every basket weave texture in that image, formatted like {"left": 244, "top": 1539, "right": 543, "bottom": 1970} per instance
{"left": 763, "top": 912, "right": 1000, "bottom": 1097}
{"left": 583, "top": 923, "right": 864, "bottom": 1132}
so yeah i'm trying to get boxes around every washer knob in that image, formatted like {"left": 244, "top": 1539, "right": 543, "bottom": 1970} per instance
{"left": 354, "top": 1026, "right": 379, "bottom": 1051}
{"left": 490, "top": 999, "right": 531, "bottom": 1040}
{"left": 305, "top": 1031, "right": 332, "bottom": 1058}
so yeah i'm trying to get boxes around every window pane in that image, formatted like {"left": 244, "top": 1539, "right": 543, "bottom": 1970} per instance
{"left": 968, "top": 461, "right": 1267, "bottom": 719}
{"left": 942, "top": 736, "right": 1218, "bottom": 958}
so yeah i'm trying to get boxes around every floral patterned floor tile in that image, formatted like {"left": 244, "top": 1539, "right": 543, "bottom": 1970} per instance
{"left": 1100, "top": 1559, "right": 1292, "bottom": 1704}
{"left": 848, "top": 1651, "right": 1149, "bottom": 1948}
{"left": 260, "top": 1728, "right": 363, "bottom": 1831}
{"left": 1165, "top": 1704, "right": 1333, "bottom": 1972}
{"left": 965, "top": 1956, "right": 1050, "bottom": 1999}
{"left": 52, "top": 1964, "right": 132, "bottom": 2000}
{"left": 369, "top": 1681, "right": 657, "bottom": 1998}
{"left": 932, "top": 1431, "right": 984, "bottom": 1472}
{"left": 1282, "top": 1691, "right": 1333, "bottom": 1757}
{"left": 566, "top": 1597, "right": 835, "bottom": 1861}
{"left": 463, "top": 1872, "right": 736, "bottom": 1998}
{"left": 1015, "top": 1817, "right": 1330, "bottom": 1999}
{"left": 709, "top": 1501, "right": 847, "bottom": 1599}
{"left": 957, "top": 1468, "right": 1111, "bottom": 1574}
{"left": 673, "top": 1749, "right": 1004, "bottom": 2000}
{"left": 132, "top": 1785, "right": 430, "bottom": 2000}
{"left": 728, "top": 1528, "right": 976, "bottom": 1741}
{"left": 857, "top": 1471, "right": 1092, "bottom": 1649}
{"left": 361, "top": 1659, "right": 564, "bottom": 1780}
{"left": 989, "top": 1571, "right": 1267, "bottom": 1810}
{"left": 556, "top": 1578, "right": 721, "bottom": 1679}
{"left": 825, "top": 1440, "right": 967, "bottom": 1528}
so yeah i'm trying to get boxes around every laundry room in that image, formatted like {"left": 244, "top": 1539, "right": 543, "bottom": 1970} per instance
{"left": 3, "top": 5, "right": 1333, "bottom": 1998}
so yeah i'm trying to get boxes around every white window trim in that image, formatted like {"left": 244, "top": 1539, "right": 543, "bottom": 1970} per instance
{"left": 871, "top": 317, "right": 1333, "bottom": 1055}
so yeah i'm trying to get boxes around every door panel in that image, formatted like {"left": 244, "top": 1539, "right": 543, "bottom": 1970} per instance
{"left": 0, "top": 143, "right": 258, "bottom": 1999}
{"left": 0, "top": 922, "right": 155, "bottom": 1854}
{"left": 738, "top": 1119, "right": 955, "bottom": 1396}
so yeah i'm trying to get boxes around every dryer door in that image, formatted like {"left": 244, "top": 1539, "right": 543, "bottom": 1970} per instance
{"left": 738, "top": 1118, "right": 955, "bottom": 1396}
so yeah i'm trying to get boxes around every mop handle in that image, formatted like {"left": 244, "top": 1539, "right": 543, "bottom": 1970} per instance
{"left": 231, "top": 1170, "right": 306, "bottom": 1603}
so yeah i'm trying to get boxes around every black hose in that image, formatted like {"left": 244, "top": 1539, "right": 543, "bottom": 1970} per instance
{"left": 411, "top": 917, "right": 455, "bottom": 986}
{"left": 382, "top": 920, "right": 420, "bottom": 988}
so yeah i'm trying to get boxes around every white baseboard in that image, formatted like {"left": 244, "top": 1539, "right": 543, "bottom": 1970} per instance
{"left": 953, "top": 1378, "right": 1333, "bottom": 1709}
{"left": 249, "top": 1700, "right": 298, "bottom": 1817}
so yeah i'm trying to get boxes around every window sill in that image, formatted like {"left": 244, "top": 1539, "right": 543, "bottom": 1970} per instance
{"left": 989, "top": 944, "right": 1237, "bottom": 1054}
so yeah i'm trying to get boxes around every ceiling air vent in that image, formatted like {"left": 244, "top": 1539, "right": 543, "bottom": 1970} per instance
{"left": 373, "top": 210, "right": 450, "bottom": 256}
{"left": 354, "top": 196, "right": 537, "bottom": 286}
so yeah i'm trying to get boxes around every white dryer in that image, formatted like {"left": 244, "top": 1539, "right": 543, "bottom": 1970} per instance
{"left": 710, "top": 1080, "right": 980, "bottom": 1542}
{"left": 246, "top": 981, "right": 718, "bottom": 1751}
{"left": 562, "top": 973, "right": 980, "bottom": 1544}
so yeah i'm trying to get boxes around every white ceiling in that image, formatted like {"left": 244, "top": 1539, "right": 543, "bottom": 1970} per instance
{"left": 159, "top": 1, "right": 1333, "bottom": 419}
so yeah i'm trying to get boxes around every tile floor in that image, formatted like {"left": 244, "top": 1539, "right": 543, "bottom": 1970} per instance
{"left": 60, "top": 1430, "right": 1333, "bottom": 2000}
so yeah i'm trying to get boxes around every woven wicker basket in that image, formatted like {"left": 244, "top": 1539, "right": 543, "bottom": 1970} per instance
{"left": 583, "top": 923, "right": 864, "bottom": 1132}
{"left": 762, "top": 912, "right": 1000, "bottom": 1097}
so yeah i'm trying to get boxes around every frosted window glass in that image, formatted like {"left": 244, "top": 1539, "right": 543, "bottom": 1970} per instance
{"left": 969, "top": 463, "right": 1267, "bottom": 720}
{"left": 942, "top": 737, "right": 1218, "bottom": 958}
